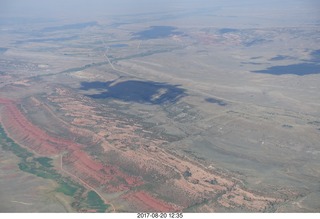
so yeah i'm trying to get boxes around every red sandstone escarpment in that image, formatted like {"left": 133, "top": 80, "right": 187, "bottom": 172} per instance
{"left": 1, "top": 98, "right": 61, "bottom": 155}
{"left": 0, "top": 97, "right": 143, "bottom": 194}
{"left": 0, "top": 97, "right": 284, "bottom": 212}
{"left": 123, "top": 191, "right": 182, "bottom": 212}
{"left": 62, "top": 149, "right": 143, "bottom": 192}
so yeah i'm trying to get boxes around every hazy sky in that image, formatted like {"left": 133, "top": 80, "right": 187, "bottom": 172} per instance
{"left": 1, "top": 0, "right": 319, "bottom": 24}
{"left": 1, "top": 0, "right": 187, "bottom": 18}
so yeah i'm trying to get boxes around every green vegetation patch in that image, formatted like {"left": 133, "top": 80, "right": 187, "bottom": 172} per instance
{"left": 84, "top": 191, "right": 109, "bottom": 213}
{"left": 0, "top": 125, "right": 106, "bottom": 212}
{"left": 34, "top": 157, "right": 54, "bottom": 168}
{"left": 0, "top": 126, "right": 33, "bottom": 159}
{"left": 0, "top": 125, "right": 111, "bottom": 212}
{"left": 56, "top": 182, "right": 78, "bottom": 196}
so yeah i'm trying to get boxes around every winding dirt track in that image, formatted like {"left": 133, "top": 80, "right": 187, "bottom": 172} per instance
{"left": 0, "top": 97, "right": 282, "bottom": 212}
{"left": 59, "top": 153, "right": 116, "bottom": 212}
{"left": 0, "top": 97, "right": 128, "bottom": 212}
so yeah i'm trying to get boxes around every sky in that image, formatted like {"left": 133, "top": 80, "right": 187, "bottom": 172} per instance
{"left": 0, "top": 0, "right": 319, "bottom": 25}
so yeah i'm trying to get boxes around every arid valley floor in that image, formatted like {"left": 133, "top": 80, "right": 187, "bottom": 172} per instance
{"left": 1, "top": 0, "right": 320, "bottom": 213}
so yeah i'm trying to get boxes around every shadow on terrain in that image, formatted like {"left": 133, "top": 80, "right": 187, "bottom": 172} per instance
{"left": 254, "top": 50, "right": 320, "bottom": 75}
{"left": 109, "top": 44, "right": 128, "bottom": 48}
{"left": 0, "top": 48, "right": 8, "bottom": 54}
{"left": 80, "top": 80, "right": 187, "bottom": 105}
{"left": 219, "top": 28, "right": 238, "bottom": 34}
{"left": 269, "top": 55, "right": 291, "bottom": 61}
{"left": 253, "top": 49, "right": 320, "bottom": 76}
{"left": 244, "top": 38, "right": 271, "bottom": 47}
{"left": 16, "top": 36, "right": 78, "bottom": 44}
{"left": 131, "top": 26, "right": 182, "bottom": 40}
{"left": 205, "top": 98, "right": 227, "bottom": 106}
{"left": 41, "top": 21, "right": 97, "bottom": 32}
{"left": 241, "top": 62, "right": 263, "bottom": 65}
{"left": 310, "top": 49, "right": 320, "bottom": 62}
{"left": 253, "top": 63, "right": 320, "bottom": 76}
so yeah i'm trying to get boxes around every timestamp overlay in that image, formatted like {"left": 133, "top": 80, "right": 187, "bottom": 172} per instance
{"left": 3, "top": 213, "right": 320, "bottom": 219}
{"left": 137, "top": 213, "right": 183, "bottom": 219}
